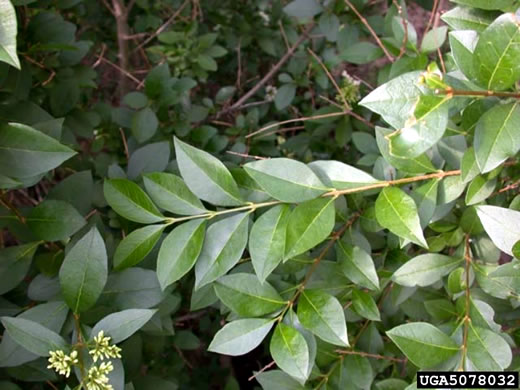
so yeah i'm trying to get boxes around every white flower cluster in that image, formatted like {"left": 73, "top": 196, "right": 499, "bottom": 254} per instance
{"left": 341, "top": 70, "right": 361, "bottom": 87}
{"left": 258, "top": 10, "right": 270, "bottom": 26}
{"left": 47, "top": 330, "right": 122, "bottom": 390}
{"left": 85, "top": 361, "right": 114, "bottom": 390}
{"left": 265, "top": 85, "right": 278, "bottom": 102}
{"left": 89, "top": 330, "right": 122, "bottom": 363}
{"left": 47, "top": 350, "right": 79, "bottom": 378}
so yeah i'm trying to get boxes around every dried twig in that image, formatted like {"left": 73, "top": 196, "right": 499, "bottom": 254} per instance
{"left": 220, "top": 23, "right": 315, "bottom": 115}
{"left": 344, "top": 0, "right": 394, "bottom": 63}
{"left": 392, "top": 0, "right": 408, "bottom": 59}
{"left": 133, "top": 0, "right": 191, "bottom": 53}
{"left": 226, "top": 151, "right": 268, "bottom": 160}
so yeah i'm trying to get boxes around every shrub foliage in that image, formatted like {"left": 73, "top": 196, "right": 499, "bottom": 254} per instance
{"left": 0, "top": 0, "right": 520, "bottom": 389}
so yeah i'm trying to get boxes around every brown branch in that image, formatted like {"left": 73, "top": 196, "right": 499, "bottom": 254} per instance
{"left": 436, "top": 88, "right": 520, "bottom": 99}
{"left": 112, "top": 0, "right": 131, "bottom": 97}
{"left": 226, "top": 151, "right": 268, "bottom": 160}
{"left": 335, "top": 349, "right": 406, "bottom": 363}
{"left": 459, "top": 234, "right": 472, "bottom": 370}
{"left": 344, "top": 0, "right": 394, "bottom": 63}
{"left": 133, "top": 0, "right": 191, "bottom": 53}
{"left": 308, "top": 48, "right": 349, "bottom": 110}
{"left": 392, "top": 0, "right": 408, "bottom": 59}
{"left": 222, "top": 22, "right": 315, "bottom": 115}
{"left": 248, "top": 360, "right": 276, "bottom": 381}
{"left": 0, "top": 192, "right": 25, "bottom": 224}
{"left": 120, "top": 128, "right": 130, "bottom": 161}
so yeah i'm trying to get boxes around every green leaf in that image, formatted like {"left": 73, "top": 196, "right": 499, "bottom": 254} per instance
{"left": 59, "top": 227, "right": 107, "bottom": 313}
{"left": 0, "top": 317, "right": 68, "bottom": 356}
{"left": 340, "top": 42, "right": 383, "bottom": 64}
{"left": 275, "top": 84, "right": 296, "bottom": 110}
{"left": 174, "top": 137, "right": 243, "bottom": 206}
{"left": 386, "top": 322, "right": 459, "bottom": 368}
{"left": 412, "top": 179, "right": 439, "bottom": 228}
{"left": 249, "top": 205, "right": 290, "bottom": 283}
{"left": 194, "top": 212, "right": 249, "bottom": 289}
{"left": 283, "top": 0, "right": 323, "bottom": 21}
{"left": 122, "top": 91, "right": 148, "bottom": 109}
{"left": 215, "top": 86, "right": 236, "bottom": 104}
{"left": 91, "top": 309, "right": 156, "bottom": 344}
{"left": 467, "top": 325, "right": 512, "bottom": 370}
{"left": 376, "top": 127, "right": 436, "bottom": 174}
{"left": 208, "top": 318, "right": 274, "bottom": 356}
{"left": 352, "top": 290, "right": 380, "bottom": 321}
{"left": 285, "top": 197, "right": 335, "bottom": 260}
{"left": 104, "top": 179, "right": 165, "bottom": 224}
{"left": 0, "top": 0, "right": 20, "bottom": 68}
{"left": 244, "top": 158, "right": 328, "bottom": 203}
{"left": 343, "top": 355, "right": 373, "bottom": 389}
{"left": 197, "top": 54, "right": 217, "bottom": 71}
{"left": 47, "top": 170, "right": 94, "bottom": 215}
{"left": 392, "top": 254, "right": 463, "bottom": 287}
{"left": 127, "top": 142, "right": 170, "bottom": 180}
{"left": 337, "top": 242, "right": 379, "bottom": 291}
{"left": 465, "top": 175, "right": 496, "bottom": 205}
{"left": 461, "top": 146, "right": 480, "bottom": 183}
{"left": 103, "top": 268, "right": 163, "bottom": 309}
{"left": 27, "top": 200, "right": 86, "bottom": 242}
{"left": 308, "top": 160, "right": 380, "bottom": 190}
{"left": 157, "top": 219, "right": 206, "bottom": 290}
{"left": 270, "top": 323, "right": 309, "bottom": 382}
{"left": 297, "top": 289, "right": 349, "bottom": 347}
{"left": 114, "top": 225, "right": 165, "bottom": 270}
{"left": 360, "top": 72, "right": 426, "bottom": 129}
{"left": 256, "top": 370, "right": 305, "bottom": 390}
{"left": 131, "top": 107, "right": 158, "bottom": 143}
{"left": 421, "top": 26, "right": 448, "bottom": 53}
{"left": 319, "top": 13, "right": 340, "bottom": 42}
{"left": 143, "top": 172, "right": 206, "bottom": 216}
{"left": 487, "top": 261, "right": 520, "bottom": 296}
{"left": 474, "top": 102, "right": 520, "bottom": 173}
{"left": 375, "top": 187, "right": 428, "bottom": 248}
{"left": 0, "top": 301, "right": 68, "bottom": 367}
{"left": 215, "top": 273, "right": 286, "bottom": 317}
{"left": 0, "top": 123, "right": 76, "bottom": 179}
{"left": 449, "top": 30, "right": 479, "bottom": 81}
{"left": 473, "top": 13, "right": 520, "bottom": 90}
{"left": 388, "top": 95, "right": 451, "bottom": 158}
{"left": 441, "top": 6, "right": 498, "bottom": 32}
{"left": 451, "top": 0, "right": 513, "bottom": 10}
{"left": 476, "top": 205, "right": 520, "bottom": 256}
{"left": 0, "top": 242, "right": 39, "bottom": 295}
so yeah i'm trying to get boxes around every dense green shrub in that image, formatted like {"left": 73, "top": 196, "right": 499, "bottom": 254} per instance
{"left": 1, "top": 0, "right": 520, "bottom": 389}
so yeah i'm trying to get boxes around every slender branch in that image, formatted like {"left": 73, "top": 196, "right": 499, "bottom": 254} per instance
{"left": 0, "top": 192, "right": 25, "bottom": 223}
{"left": 307, "top": 48, "right": 349, "bottom": 110}
{"left": 344, "top": 0, "right": 394, "bottom": 63}
{"left": 459, "top": 234, "right": 472, "bottom": 370}
{"left": 221, "top": 23, "right": 315, "bottom": 115}
{"left": 163, "top": 170, "right": 462, "bottom": 226}
{"left": 73, "top": 314, "right": 87, "bottom": 380}
{"left": 133, "top": 0, "right": 191, "bottom": 53}
{"left": 391, "top": 0, "right": 408, "bottom": 59}
{"left": 423, "top": 0, "right": 439, "bottom": 43}
{"left": 248, "top": 360, "right": 276, "bottom": 381}
{"left": 436, "top": 87, "right": 520, "bottom": 99}
{"left": 246, "top": 109, "right": 374, "bottom": 139}
{"left": 335, "top": 349, "right": 405, "bottom": 363}
{"left": 226, "top": 151, "right": 268, "bottom": 160}
{"left": 112, "top": 0, "right": 131, "bottom": 97}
